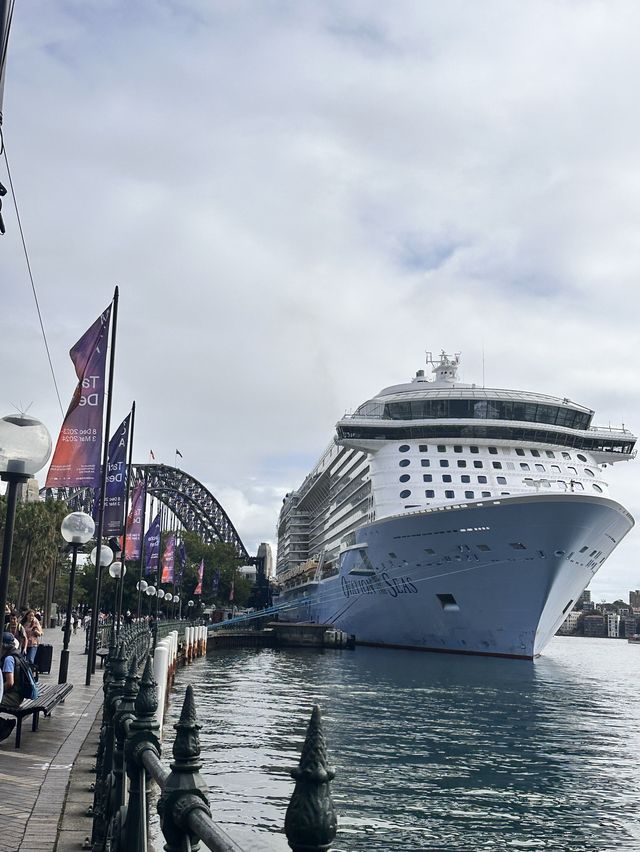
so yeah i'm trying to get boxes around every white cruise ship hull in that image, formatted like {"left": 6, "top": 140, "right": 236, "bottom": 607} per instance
{"left": 277, "top": 494, "right": 634, "bottom": 659}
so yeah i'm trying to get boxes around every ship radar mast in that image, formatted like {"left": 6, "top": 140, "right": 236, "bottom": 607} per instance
{"left": 425, "top": 350, "right": 461, "bottom": 384}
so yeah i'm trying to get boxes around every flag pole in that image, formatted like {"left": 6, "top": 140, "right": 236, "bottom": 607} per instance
{"left": 116, "top": 400, "right": 135, "bottom": 638}
{"left": 85, "top": 286, "right": 119, "bottom": 687}
{"left": 136, "top": 475, "right": 148, "bottom": 618}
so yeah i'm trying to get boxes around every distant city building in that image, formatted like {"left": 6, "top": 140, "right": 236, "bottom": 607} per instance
{"left": 583, "top": 614, "right": 606, "bottom": 637}
{"left": 606, "top": 613, "right": 621, "bottom": 638}
{"left": 630, "top": 590, "right": 640, "bottom": 610}
{"left": 557, "top": 611, "right": 581, "bottom": 635}
{"left": 256, "top": 542, "right": 274, "bottom": 579}
{"left": 576, "top": 590, "right": 592, "bottom": 610}
{"left": 238, "top": 564, "right": 257, "bottom": 583}
{"left": 582, "top": 601, "right": 595, "bottom": 613}
{"left": 623, "top": 615, "right": 638, "bottom": 638}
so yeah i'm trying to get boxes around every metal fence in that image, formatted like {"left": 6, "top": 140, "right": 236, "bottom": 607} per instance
{"left": 90, "top": 623, "right": 338, "bottom": 852}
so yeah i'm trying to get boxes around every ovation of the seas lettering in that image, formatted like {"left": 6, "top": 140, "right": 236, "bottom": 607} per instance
{"left": 341, "top": 573, "right": 418, "bottom": 599}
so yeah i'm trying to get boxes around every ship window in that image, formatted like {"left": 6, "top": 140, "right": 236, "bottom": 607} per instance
{"left": 399, "top": 444, "right": 411, "bottom": 453}
{"left": 465, "top": 490, "right": 475, "bottom": 499}
{"left": 425, "top": 548, "right": 435, "bottom": 554}
{"left": 515, "top": 448, "right": 525, "bottom": 456}
{"left": 497, "top": 476, "right": 507, "bottom": 484}
{"left": 399, "top": 474, "right": 411, "bottom": 482}
{"left": 584, "top": 468, "right": 594, "bottom": 476}
{"left": 577, "top": 454, "right": 587, "bottom": 462}
{"left": 461, "top": 475, "right": 471, "bottom": 483}
{"left": 562, "top": 599, "right": 574, "bottom": 615}
{"left": 501, "top": 492, "right": 510, "bottom": 495}
{"left": 579, "top": 546, "right": 589, "bottom": 553}
{"left": 454, "top": 445, "right": 463, "bottom": 453}
{"left": 535, "top": 463, "right": 545, "bottom": 472}
{"left": 557, "top": 480, "right": 567, "bottom": 489}
{"left": 492, "top": 461, "right": 503, "bottom": 469}
{"left": 421, "top": 459, "right": 430, "bottom": 467}
{"left": 440, "top": 460, "right": 450, "bottom": 468}
{"left": 562, "top": 452, "right": 571, "bottom": 459}
{"left": 457, "top": 460, "right": 467, "bottom": 468}
{"left": 520, "top": 462, "right": 530, "bottom": 471}
{"left": 423, "top": 474, "right": 433, "bottom": 482}
{"left": 445, "top": 490, "right": 455, "bottom": 498}
{"left": 524, "top": 477, "right": 534, "bottom": 486}
{"left": 400, "top": 489, "right": 411, "bottom": 498}
{"left": 399, "top": 459, "right": 410, "bottom": 467}
{"left": 425, "top": 489, "right": 435, "bottom": 498}
{"left": 531, "top": 449, "right": 540, "bottom": 457}
{"left": 473, "top": 461, "right": 483, "bottom": 468}
{"left": 550, "top": 464, "right": 560, "bottom": 472}
{"left": 554, "top": 550, "right": 566, "bottom": 556}
{"left": 436, "top": 593, "right": 459, "bottom": 611}
{"left": 567, "top": 466, "right": 577, "bottom": 474}
{"left": 571, "top": 481, "right": 584, "bottom": 491}
{"left": 389, "top": 552, "right": 397, "bottom": 558}
{"left": 510, "top": 542, "right": 526, "bottom": 550}
{"left": 593, "top": 483, "right": 603, "bottom": 493}
{"left": 540, "top": 480, "right": 551, "bottom": 488}
{"left": 437, "top": 445, "right": 447, "bottom": 452}
{"left": 488, "top": 447, "right": 498, "bottom": 454}
{"left": 470, "top": 446, "right": 479, "bottom": 453}
{"left": 477, "top": 475, "right": 487, "bottom": 483}
{"left": 481, "top": 491, "right": 491, "bottom": 497}
{"left": 442, "top": 475, "right": 452, "bottom": 483}
{"left": 546, "top": 451, "right": 556, "bottom": 458}
{"left": 476, "top": 544, "right": 490, "bottom": 551}
{"left": 419, "top": 444, "right": 429, "bottom": 452}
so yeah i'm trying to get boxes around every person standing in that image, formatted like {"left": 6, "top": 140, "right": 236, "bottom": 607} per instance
{"left": 21, "top": 610, "right": 43, "bottom": 665}
{"left": 6, "top": 612, "right": 27, "bottom": 656}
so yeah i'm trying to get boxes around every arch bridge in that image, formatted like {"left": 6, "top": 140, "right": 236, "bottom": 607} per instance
{"left": 43, "top": 463, "right": 251, "bottom": 562}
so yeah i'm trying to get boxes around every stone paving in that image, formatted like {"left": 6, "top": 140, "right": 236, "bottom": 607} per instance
{"left": 0, "top": 628, "right": 104, "bottom": 852}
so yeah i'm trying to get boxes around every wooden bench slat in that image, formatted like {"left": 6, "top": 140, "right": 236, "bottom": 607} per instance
{"left": 1, "top": 683, "right": 74, "bottom": 748}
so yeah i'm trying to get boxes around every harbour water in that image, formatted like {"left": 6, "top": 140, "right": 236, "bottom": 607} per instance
{"left": 163, "top": 637, "right": 640, "bottom": 851}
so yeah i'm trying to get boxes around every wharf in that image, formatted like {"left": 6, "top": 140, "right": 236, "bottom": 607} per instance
{"left": 0, "top": 628, "right": 103, "bottom": 852}
{"left": 209, "top": 621, "right": 355, "bottom": 649}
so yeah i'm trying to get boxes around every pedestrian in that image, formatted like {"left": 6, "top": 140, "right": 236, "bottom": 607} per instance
{"left": 6, "top": 612, "right": 27, "bottom": 656}
{"left": 21, "top": 609, "right": 43, "bottom": 665}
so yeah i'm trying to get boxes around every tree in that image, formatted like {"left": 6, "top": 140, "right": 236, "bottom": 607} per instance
{"left": 177, "top": 532, "right": 249, "bottom": 609}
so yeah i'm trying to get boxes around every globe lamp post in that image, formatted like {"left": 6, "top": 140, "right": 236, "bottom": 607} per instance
{"left": 187, "top": 599, "right": 194, "bottom": 621}
{"left": 165, "top": 592, "right": 173, "bottom": 618}
{"left": 0, "top": 415, "right": 51, "bottom": 629}
{"left": 109, "top": 561, "right": 127, "bottom": 639}
{"left": 156, "top": 587, "right": 165, "bottom": 619}
{"left": 58, "top": 511, "right": 94, "bottom": 684}
{"left": 85, "top": 544, "right": 113, "bottom": 683}
{"left": 136, "top": 579, "right": 148, "bottom": 619}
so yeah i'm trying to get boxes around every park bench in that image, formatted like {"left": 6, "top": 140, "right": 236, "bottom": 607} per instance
{"left": 3, "top": 682, "right": 74, "bottom": 748}
{"left": 96, "top": 647, "right": 109, "bottom": 668}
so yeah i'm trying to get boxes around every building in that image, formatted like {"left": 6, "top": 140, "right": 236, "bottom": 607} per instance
{"left": 576, "top": 589, "right": 592, "bottom": 610}
{"left": 583, "top": 614, "right": 606, "bottom": 637}
{"left": 256, "top": 542, "right": 274, "bottom": 579}
{"left": 623, "top": 615, "right": 638, "bottom": 638}
{"left": 630, "top": 590, "right": 640, "bottom": 610}
{"left": 606, "top": 613, "right": 621, "bottom": 638}
{"left": 557, "top": 611, "right": 581, "bottom": 635}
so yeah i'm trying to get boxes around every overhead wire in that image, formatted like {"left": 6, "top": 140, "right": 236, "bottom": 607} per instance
{"left": 1, "top": 133, "right": 65, "bottom": 416}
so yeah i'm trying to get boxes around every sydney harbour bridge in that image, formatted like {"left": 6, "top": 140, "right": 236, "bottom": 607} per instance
{"left": 43, "top": 464, "right": 269, "bottom": 602}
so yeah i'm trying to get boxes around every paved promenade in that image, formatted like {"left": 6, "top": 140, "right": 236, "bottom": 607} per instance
{"left": 0, "top": 627, "right": 103, "bottom": 852}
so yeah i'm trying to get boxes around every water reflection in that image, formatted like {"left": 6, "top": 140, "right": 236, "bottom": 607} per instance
{"left": 162, "top": 638, "right": 640, "bottom": 851}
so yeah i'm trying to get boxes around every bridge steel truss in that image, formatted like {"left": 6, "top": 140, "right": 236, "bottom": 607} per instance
{"left": 43, "top": 464, "right": 251, "bottom": 562}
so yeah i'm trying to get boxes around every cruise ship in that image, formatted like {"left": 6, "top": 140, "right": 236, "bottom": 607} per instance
{"left": 275, "top": 354, "right": 636, "bottom": 658}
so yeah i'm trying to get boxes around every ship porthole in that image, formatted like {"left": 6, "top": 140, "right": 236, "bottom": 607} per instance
{"left": 554, "top": 549, "right": 566, "bottom": 556}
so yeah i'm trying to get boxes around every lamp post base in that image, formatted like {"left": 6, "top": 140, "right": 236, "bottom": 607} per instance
{"left": 58, "top": 648, "right": 70, "bottom": 684}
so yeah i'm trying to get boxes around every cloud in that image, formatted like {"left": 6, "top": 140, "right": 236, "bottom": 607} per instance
{"left": 1, "top": 0, "right": 639, "bottom": 598}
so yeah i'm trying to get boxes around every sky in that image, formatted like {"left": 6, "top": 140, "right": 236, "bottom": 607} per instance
{"left": 1, "top": 0, "right": 639, "bottom": 600}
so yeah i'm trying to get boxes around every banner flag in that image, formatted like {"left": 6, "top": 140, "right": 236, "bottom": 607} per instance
{"left": 144, "top": 513, "right": 161, "bottom": 576}
{"left": 101, "top": 413, "right": 131, "bottom": 535}
{"left": 212, "top": 569, "right": 220, "bottom": 595}
{"left": 229, "top": 578, "right": 235, "bottom": 602}
{"left": 45, "top": 305, "right": 112, "bottom": 488}
{"left": 176, "top": 540, "right": 186, "bottom": 584}
{"left": 194, "top": 559, "right": 204, "bottom": 595}
{"left": 161, "top": 533, "right": 176, "bottom": 584}
{"left": 124, "top": 479, "right": 145, "bottom": 560}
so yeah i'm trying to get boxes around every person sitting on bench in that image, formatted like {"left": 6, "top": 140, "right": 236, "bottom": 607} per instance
{"left": 0, "top": 632, "right": 21, "bottom": 741}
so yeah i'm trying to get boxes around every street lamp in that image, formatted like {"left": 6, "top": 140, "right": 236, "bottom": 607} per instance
{"left": 187, "top": 599, "right": 194, "bottom": 620}
{"left": 86, "top": 543, "right": 113, "bottom": 680}
{"left": 58, "top": 511, "right": 94, "bottom": 684}
{"left": 156, "top": 587, "right": 165, "bottom": 619}
{"left": 109, "top": 560, "right": 127, "bottom": 639}
{"left": 0, "top": 415, "right": 51, "bottom": 627}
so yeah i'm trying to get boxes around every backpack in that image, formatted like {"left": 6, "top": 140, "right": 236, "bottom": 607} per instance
{"left": 6, "top": 653, "right": 39, "bottom": 701}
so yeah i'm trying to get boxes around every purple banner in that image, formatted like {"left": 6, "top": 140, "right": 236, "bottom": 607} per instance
{"left": 100, "top": 413, "right": 131, "bottom": 535}
{"left": 144, "top": 513, "right": 161, "bottom": 577}
{"left": 176, "top": 540, "right": 186, "bottom": 584}
{"left": 124, "top": 480, "right": 145, "bottom": 561}
{"left": 212, "top": 569, "right": 220, "bottom": 595}
{"left": 194, "top": 559, "right": 204, "bottom": 595}
{"left": 161, "top": 533, "right": 175, "bottom": 584}
{"left": 45, "top": 305, "right": 112, "bottom": 488}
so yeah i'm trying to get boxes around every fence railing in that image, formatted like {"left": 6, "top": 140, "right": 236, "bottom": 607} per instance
{"left": 90, "top": 622, "right": 338, "bottom": 852}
